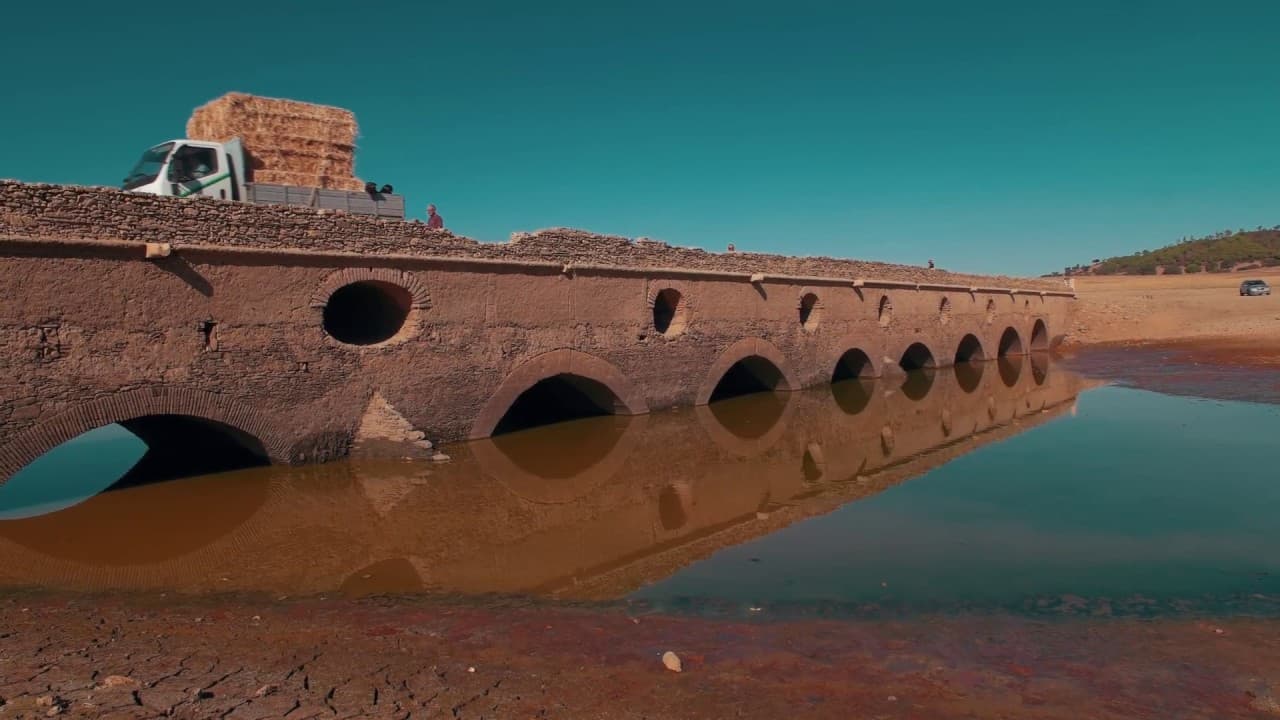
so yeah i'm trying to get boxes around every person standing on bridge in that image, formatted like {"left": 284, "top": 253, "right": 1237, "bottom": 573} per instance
{"left": 426, "top": 204, "right": 445, "bottom": 230}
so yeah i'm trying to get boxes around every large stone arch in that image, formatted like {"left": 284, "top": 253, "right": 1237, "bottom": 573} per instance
{"left": 0, "top": 387, "right": 292, "bottom": 487}
{"left": 828, "top": 334, "right": 884, "bottom": 381}
{"left": 469, "top": 349, "right": 649, "bottom": 440}
{"left": 696, "top": 338, "right": 801, "bottom": 405}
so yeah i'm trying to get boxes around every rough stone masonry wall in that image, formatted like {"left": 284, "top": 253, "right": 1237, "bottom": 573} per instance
{"left": 0, "top": 180, "right": 1065, "bottom": 291}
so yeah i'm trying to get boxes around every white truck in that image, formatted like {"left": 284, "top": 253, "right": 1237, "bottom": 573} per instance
{"left": 120, "top": 138, "right": 405, "bottom": 219}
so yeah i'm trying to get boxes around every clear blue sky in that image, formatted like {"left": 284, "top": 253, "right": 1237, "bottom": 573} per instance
{"left": 2, "top": 0, "right": 1277, "bottom": 276}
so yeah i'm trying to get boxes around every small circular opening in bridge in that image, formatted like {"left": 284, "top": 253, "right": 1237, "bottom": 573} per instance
{"left": 998, "top": 327, "right": 1023, "bottom": 357}
{"left": 1030, "top": 319, "right": 1049, "bottom": 352}
{"left": 953, "top": 334, "right": 985, "bottom": 393}
{"left": 491, "top": 374, "right": 624, "bottom": 436}
{"left": 652, "top": 288, "right": 686, "bottom": 337}
{"left": 323, "top": 281, "right": 413, "bottom": 346}
{"left": 878, "top": 295, "right": 893, "bottom": 327}
{"left": 709, "top": 355, "right": 786, "bottom": 403}
{"left": 799, "top": 293, "right": 820, "bottom": 331}
{"left": 939, "top": 297, "right": 952, "bottom": 325}
{"left": 985, "top": 298, "right": 996, "bottom": 325}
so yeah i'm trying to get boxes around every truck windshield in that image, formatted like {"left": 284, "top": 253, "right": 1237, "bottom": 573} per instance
{"left": 122, "top": 143, "right": 174, "bottom": 190}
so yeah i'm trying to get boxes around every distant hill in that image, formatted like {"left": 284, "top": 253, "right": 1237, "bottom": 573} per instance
{"left": 1055, "top": 227, "right": 1280, "bottom": 277}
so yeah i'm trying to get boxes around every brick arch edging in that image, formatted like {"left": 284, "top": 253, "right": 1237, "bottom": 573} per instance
{"left": 468, "top": 349, "right": 650, "bottom": 440}
{"left": 0, "top": 387, "right": 293, "bottom": 487}
{"left": 827, "top": 334, "right": 886, "bottom": 379}
{"left": 308, "top": 268, "right": 431, "bottom": 309}
{"left": 695, "top": 337, "right": 801, "bottom": 405}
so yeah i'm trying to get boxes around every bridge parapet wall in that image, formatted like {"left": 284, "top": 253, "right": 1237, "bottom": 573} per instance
{"left": 1, "top": 180, "right": 1068, "bottom": 291}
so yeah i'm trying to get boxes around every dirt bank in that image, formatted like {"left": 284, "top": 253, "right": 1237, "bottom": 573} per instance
{"left": 1, "top": 592, "right": 1279, "bottom": 719}
{"left": 1067, "top": 269, "right": 1280, "bottom": 364}
{"left": 1069, "top": 269, "right": 1280, "bottom": 346}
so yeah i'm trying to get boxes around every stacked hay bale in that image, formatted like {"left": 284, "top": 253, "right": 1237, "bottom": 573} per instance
{"left": 186, "top": 92, "right": 364, "bottom": 191}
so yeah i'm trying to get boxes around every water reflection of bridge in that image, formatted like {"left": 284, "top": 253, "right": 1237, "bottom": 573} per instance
{"left": 0, "top": 354, "right": 1081, "bottom": 600}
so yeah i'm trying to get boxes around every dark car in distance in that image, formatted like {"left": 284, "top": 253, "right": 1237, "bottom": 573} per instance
{"left": 1240, "top": 279, "right": 1271, "bottom": 296}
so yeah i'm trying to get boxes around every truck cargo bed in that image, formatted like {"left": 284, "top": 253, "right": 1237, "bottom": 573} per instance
{"left": 246, "top": 183, "right": 405, "bottom": 219}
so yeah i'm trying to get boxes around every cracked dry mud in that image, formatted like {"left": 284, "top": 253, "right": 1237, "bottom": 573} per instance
{"left": 4, "top": 593, "right": 1280, "bottom": 719}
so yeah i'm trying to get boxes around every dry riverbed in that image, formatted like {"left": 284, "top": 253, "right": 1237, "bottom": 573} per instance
{"left": 4, "top": 592, "right": 1280, "bottom": 720}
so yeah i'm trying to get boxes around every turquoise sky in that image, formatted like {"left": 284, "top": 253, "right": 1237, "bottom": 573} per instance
{"left": 2, "top": 1, "right": 1277, "bottom": 276}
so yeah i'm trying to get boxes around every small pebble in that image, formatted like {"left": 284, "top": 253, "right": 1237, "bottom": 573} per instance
{"left": 662, "top": 651, "right": 683, "bottom": 673}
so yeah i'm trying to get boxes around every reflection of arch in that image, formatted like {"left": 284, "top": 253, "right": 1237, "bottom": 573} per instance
{"left": 470, "top": 414, "right": 648, "bottom": 504}
{"left": 694, "top": 392, "right": 796, "bottom": 459}
{"left": 470, "top": 349, "right": 649, "bottom": 440}
{"left": 1030, "top": 319, "right": 1049, "bottom": 352}
{"left": 696, "top": 338, "right": 800, "bottom": 405}
{"left": 0, "top": 388, "right": 290, "bottom": 487}
{"left": 0, "top": 466, "right": 274, "bottom": 566}
{"left": 998, "top": 355, "right": 1024, "bottom": 388}
{"left": 831, "top": 377, "right": 876, "bottom": 415}
{"left": 998, "top": 327, "right": 1024, "bottom": 356}
{"left": 1031, "top": 352, "right": 1049, "bottom": 386}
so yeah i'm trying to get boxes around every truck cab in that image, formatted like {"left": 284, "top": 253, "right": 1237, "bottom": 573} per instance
{"left": 122, "top": 139, "right": 245, "bottom": 201}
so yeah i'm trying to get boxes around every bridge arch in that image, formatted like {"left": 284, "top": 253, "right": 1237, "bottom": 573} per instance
{"left": 696, "top": 338, "right": 800, "bottom": 405}
{"left": 953, "top": 333, "right": 986, "bottom": 394}
{"left": 0, "top": 387, "right": 291, "bottom": 488}
{"left": 469, "top": 349, "right": 649, "bottom": 439}
{"left": 997, "top": 326, "right": 1024, "bottom": 357}
{"left": 831, "top": 347, "right": 878, "bottom": 382}
{"left": 898, "top": 342, "right": 937, "bottom": 372}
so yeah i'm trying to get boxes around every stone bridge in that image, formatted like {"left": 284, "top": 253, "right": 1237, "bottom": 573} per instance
{"left": 0, "top": 180, "right": 1074, "bottom": 484}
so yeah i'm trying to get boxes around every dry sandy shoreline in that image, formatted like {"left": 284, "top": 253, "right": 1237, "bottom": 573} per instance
{"left": 1066, "top": 269, "right": 1280, "bottom": 364}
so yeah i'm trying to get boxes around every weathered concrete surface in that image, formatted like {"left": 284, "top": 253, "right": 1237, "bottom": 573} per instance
{"left": 0, "top": 181, "right": 1074, "bottom": 482}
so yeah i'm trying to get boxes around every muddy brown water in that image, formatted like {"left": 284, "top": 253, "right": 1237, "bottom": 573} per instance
{"left": 2, "top": 351, "right": 1279, "bottom": 620}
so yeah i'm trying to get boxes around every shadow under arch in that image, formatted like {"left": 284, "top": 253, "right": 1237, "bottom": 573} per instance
{"left": 470, "top": 349, "right": 649, "bottom": 440}
{"left": 0, "top": 387, "right": 291, "bottom": 489}
{"left": 1030, "top": 319, "right": 1050, "bottom": 352}
{"left": 697, "top": 338, "right": 800, "bottom": 405}
{"left": 470, "top": 414, "right": 649, "bottom": 505}
{"left": 831, "top": 347, "right": 878, "bottom": 382}
{"left": 898, "top": 343, "right": 937, "bottom": 401}
{"left": 694, "top": 391, "right": 796, "bottom": 459}
{"left": 952, "top": 333, "right": 986, "bottom": 394}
